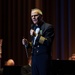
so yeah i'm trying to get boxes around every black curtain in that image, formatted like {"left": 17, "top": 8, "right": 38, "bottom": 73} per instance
{"left": 0, "top": 0, "right": 75, "bottom": 67}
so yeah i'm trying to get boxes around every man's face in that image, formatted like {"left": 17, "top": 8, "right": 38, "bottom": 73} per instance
{"left": 71, "top": 55, "right": 75, "bottom": 60}
{"left": 31, "top": 11, "right": 42, "bottom": 24}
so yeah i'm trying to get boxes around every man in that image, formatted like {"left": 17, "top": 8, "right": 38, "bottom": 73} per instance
{"left": 21, "top": 56, "right": 32, "bottom": 75}
{"left": 71, "top": 54, "right": 75, "bottom": 60}
{"left": 4, "top": 59, "right": 15, "bottom": 66}
{"left": 22, "top": 8, "right": 54, "bottom": 75}
{"left": 0, "top": 59, "right": 15, "bottom": 75}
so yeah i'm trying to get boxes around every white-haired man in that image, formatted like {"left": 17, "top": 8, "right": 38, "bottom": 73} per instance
{"left": 22, "top": 8, "right": 54, "bottom": 75}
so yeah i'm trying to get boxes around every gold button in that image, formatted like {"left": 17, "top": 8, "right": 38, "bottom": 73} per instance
{"left": 37, "top": 50, "right": 38, "bottom": 53}
{"left": 37, "top": 45, "right": 39, "bottom": 47}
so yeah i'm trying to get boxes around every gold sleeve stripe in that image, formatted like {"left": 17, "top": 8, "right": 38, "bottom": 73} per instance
{"left": 29, "top": 42, "right": 32, "bottom": 46}
{"left": 39, "top": 36, "right": 47, "bottom": 44}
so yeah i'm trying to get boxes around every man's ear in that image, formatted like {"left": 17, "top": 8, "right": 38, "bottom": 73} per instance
{"left": 39, "top": 15, "right": 43, "bottom": 20}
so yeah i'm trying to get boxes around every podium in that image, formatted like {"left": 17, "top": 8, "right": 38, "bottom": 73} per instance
{"left": 2, "top": 60, "right": 75, "bottom": 75}
{"left": 51, "top": 60, "right": 75, "bottom": 75}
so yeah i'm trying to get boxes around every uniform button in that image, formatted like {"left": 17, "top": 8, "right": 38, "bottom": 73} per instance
{"left": 37, "top": 50, "right": 39, "bottom": 53}
{"left": 37, "top": 45, "right": 39, "bottom": 47}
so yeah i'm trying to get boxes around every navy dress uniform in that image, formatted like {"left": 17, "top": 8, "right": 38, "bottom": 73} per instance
{"left": 28, "top": 21, "right": 54, "bottom": 75}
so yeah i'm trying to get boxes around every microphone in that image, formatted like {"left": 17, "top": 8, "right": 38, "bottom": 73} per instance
{"left": 33, "top": 27, "right": 40, "bottom": 45}
{"left": 35, "top": 28, "right": 40, "bottom": 35}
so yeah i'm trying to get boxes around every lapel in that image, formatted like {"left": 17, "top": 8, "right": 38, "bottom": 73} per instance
{"left": 31, "top": 22, "right": 47, "bottom": 35}
{"left": 40, "top": 22, "right": 46, "bottom": 35}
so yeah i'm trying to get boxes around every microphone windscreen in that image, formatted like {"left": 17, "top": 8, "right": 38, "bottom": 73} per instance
{"left": 35, "top": 28, "right": 40, "bottom": 34}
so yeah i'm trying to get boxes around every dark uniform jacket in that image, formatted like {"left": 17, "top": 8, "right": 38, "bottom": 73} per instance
{"left": 30, "top": 21, "right": 54, "bottom": 56}
{"left": 27, "top": 21, "right": 54, "bottom": 75}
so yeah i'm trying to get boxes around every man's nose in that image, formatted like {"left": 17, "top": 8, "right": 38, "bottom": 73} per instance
{"left": 32, "top": 16, "right": 35, "bottom": 19}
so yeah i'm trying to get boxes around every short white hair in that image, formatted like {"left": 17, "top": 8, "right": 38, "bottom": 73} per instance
{"left": 31, "top": 8, "right": 43, "bottom": 15}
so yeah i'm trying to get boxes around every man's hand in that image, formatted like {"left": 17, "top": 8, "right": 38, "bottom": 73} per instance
{"left": 22, "top": 38, "right": 28, "bottom": 46}
{"left": 30, "top": 29, "right": 36, "bottom": 36}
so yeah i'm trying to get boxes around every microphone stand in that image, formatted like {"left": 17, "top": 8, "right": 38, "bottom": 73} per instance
{"left": 24, "top": 45, "right": 28, "bottom": 58}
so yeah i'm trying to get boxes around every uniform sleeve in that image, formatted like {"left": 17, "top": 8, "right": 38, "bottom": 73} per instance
{"left": 36, "top": 25, "right": 54, "bottom": 46}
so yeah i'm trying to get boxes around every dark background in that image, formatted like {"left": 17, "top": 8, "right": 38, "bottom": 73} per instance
{"left": 0, "top": 0, "right": 75, "bottom": 66}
